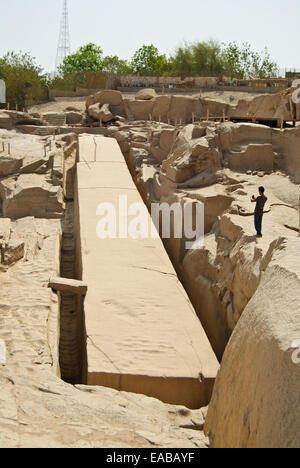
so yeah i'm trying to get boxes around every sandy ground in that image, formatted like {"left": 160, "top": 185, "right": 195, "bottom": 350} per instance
{"left": 28, "top": 90, "right": 268, "bottom": 115}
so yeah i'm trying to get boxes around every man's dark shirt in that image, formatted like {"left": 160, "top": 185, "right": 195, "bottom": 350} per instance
{"left": 255, "top": 195, "right": 267, "bottom": 214}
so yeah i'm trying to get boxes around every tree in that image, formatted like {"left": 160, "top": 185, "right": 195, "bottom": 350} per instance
{"left": 58, "top": 43, "right": 104, "bottom": 76}
{"left": 0, "top": 51, "right": 47, "bottom": 106}
{"left": 222, "top": 42, "right": 279, "bottom": 79}
{"left": 101, "top": 55, "right": 131, "bottom": 75}
{"left": 170, "top": 43, "right": 194, "bottom": 78}
{"left": 131, "top": 45, "right": 168, "bottom": 76}
{"left": 193, "top": 40, "right": 224, "bottom": 76}
{"left": 252, "top": 47, "right": 279, "bottom": 79}
{"left": 169, "top": 40, "right": 225, "bottom": 78}
{"left": 168, "top": 40, "right": 279, "bottom": 79}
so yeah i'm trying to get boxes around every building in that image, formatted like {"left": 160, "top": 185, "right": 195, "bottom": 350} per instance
{"left": 285, "top": 70, "right": 300, "bottom": 79}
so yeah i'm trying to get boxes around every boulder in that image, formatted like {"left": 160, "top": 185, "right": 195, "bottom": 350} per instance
{"left": 65, "top": 111, "right": 83, "bottom": 125}
{"left": 135, "top": 88, "right": 157, "bottom": 101}
{"left": 86, "top": 90, "right": 123, "bottom": 109}
{"left": 87, "top": 103, "right": 113, "bottom": 122}
{"left": 0, "top": 155, "right": 23, "bottom": 176}
{"left": 161, "top": 124, "right": 222, "bottom": 183}
{"left": 0, "top": 173, "right": 64, "bottom": 219}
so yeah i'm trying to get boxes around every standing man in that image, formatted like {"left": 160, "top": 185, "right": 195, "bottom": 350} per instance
{"left": 251, "top": 187, "right": 267, "bottom": 237}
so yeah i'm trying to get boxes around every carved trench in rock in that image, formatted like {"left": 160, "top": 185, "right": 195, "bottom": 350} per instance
{"left": 58, "top": 201, "right": 86, "bottom": 384}
{"left": 57, "top": 140, "right": 87, "bottom": 385}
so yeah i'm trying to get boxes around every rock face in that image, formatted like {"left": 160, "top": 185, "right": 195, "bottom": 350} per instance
{"left": 84, "top": 86, "right": 300, "bottom": 126}
{"left": 205, "top": 237, "right": 300, "bottom": 448}
{"left": 124, "top": 99, "right": 155, "bottom": 121}
{"left": 227, "top": 143, "right": 275, "bottom": 172}
{"left": 229, "top": 88, "right": 296, "bottom": 121}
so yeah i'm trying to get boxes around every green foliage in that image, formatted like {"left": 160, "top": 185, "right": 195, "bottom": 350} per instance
{"left": 56, "top": 43, "right": 132, "bottom": 77}
{"left": 170, "top": 44, "right": 194, "bottom": 78}
{"left": 57, "top": 43, "right": 104, "bottom": 76}
{"left": 55, "top": 41, "right": 279, "bottom": 81}
{"left": 131, "top": 45, "right": 168, "bottom": 76}
{"left": 101, "top": 56, "right": 131, "bottom": 75}
{"left": 170, "top": 40, "right": 224, "bottom": 78}
{"left": 222, "top": 42, "right": 279, "bottom": 79}
{"left": 168, "top": 40, "right": 279, "bottom": 79}
{"left": 0, "top": 51, "right": 47, "bottom": 106}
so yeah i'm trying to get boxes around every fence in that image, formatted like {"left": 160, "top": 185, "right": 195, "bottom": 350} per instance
{"left": 50, "top": 71, "right": 114, "bottom": 92}
{"left": 50, "top": 72, "right": 291, "bottom": 98}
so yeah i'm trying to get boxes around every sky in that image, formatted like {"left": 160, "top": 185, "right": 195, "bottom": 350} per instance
{"left": 0, "top": 0, "right": 299, "bottom": 73}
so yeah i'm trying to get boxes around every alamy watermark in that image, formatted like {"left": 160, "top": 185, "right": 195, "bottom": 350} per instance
{"left": 96, "top": 195, "right": 204, "bottom": 250}
{"left": 292, "top": 79, "right": 300, "bottom": 104}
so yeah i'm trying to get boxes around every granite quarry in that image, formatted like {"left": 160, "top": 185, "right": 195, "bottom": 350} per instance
{"left": 0, "top": 86, "right": 299, "bottom": 448}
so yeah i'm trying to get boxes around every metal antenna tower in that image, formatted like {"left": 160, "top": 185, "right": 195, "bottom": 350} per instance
{"left": 55, "top": 0, "right": 71, "bottom": 72}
